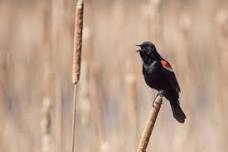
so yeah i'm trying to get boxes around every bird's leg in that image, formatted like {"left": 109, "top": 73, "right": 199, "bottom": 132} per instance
{"left": 152, "top": 90, "right": 165, "bottom": 107}
{"left": 158, "top": 90, "right": 165, "bottom": 97}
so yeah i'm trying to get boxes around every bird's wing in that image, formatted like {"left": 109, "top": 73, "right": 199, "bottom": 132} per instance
{"left": 160, "top": 60, "right": 181, "bottom": 92}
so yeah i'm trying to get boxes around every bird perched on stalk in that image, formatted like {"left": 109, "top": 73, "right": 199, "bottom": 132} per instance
{"left": 136, "top": 41, "right": 186, "bottom": 123}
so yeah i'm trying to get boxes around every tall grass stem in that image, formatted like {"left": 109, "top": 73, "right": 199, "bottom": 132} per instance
{"left": 136, "top": 96, "right": 163, "bottom": 152}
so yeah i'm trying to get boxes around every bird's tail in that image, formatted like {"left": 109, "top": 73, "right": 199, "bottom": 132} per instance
{"left": 170, "top": 101, "right": 186, "bottom": 123}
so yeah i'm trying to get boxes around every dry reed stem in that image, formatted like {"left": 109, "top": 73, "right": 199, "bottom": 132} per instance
{"left": 41, "top": 97, "right": 52, "bottom": 152}
{"left": 55, "top": 82, "right": 62, "bottom": 152}
{"left": 126, "top": 74, "right": 137, "bottom": 126}
{"left": 125, "top": 72, "right": 138, "bottom": 150}
{"left": 90, "top": 66, "right": 106, "bottom": 151}
{"left": 125, "top": 61, "right": 138, "bottom": 148}
{"left": 136, "top": 96, "right": 163, "bottom": 152}
{"left": 71, "top": 0, "right": 84, "bottom": 152}
{"left": 125, "top": 61, "right": 138, "bottom": 128}
{"left": 71, "top": 85, "right": 78, "bottom": 152}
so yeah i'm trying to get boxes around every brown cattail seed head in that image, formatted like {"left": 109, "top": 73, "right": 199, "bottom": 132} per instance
{"left": 72, "top": 0, "right": 84, "bottom": 84}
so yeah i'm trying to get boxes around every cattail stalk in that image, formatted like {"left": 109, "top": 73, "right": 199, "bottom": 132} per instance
{"left": 126, "top": 74, "right": 137, "bottom": 126}
{"left": 71, "top": 0, "right": 84, "bottom": 152}
{"left": 136, "top": 96, "right": 163, "bottom": 152}
{"left": 72, "top": 0, "right": 83, "bottom": 85}
{"left": 55, "top": 82, "right": 62, "bottom": 152}
{"left": 41, "top": 97, "right": 52, "bottom": 152}
{"left": 125, "top": 61, "right": 138, "bottom": 148}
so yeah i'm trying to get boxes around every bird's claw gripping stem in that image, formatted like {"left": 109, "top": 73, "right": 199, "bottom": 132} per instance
{"left": 152, "top": 90, "right": 165, "bottom": 107}
{"left": 157, "top": 90, "right": 165, "bottom": 97}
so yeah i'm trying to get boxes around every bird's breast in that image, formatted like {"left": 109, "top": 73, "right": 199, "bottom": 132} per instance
{"left": 143, "top": 69, "right": 161, "bottom": 90}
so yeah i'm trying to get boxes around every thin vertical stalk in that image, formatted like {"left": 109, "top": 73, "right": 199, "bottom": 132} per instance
{"left": 71, "top": 85, "right": 78, "bottom": 152}
{"left": 125, "top": 61, "right": 138, "bottom": 149}
{"left": 41, "top": 97, "right": 52, "bottom": 152}
{"left": 55, "top": 81, "right": 62, "bottom": 152}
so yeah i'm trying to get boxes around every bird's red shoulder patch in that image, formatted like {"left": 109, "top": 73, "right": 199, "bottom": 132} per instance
{"left": 160, "top": 60, "right": 174, "bottom": 72}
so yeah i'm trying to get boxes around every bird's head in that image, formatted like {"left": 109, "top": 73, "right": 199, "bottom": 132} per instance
{"left": 136, "top": 41, "right": 162, "bottom": 64}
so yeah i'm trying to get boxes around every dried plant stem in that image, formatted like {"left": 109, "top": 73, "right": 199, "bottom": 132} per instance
{"left": 41, "top": 97, "right": 52, "bottom": 152}
{"left": 71, "top": 0, "right": 84, "bottom": 152}
{"left": 125, "top": 61, "right": 138, "bottom": 128}
{"left": 55, "top": 82, "right": 62, "bottom": 152}
{"left": 136, "top": 96, "right": 163, "bottom": 152}
{"left": 125, "top": 63, "right": 138, "bottom": 148}
{"left": 71, "top": 85, "right": 78, "bottom": 152}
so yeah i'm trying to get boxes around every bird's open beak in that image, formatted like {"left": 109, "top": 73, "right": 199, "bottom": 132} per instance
{"left": 136, "top": 44, "right": 142, "bottom": 52}
{"left": 136, "top": 44, "right": 142, "bottom": 47}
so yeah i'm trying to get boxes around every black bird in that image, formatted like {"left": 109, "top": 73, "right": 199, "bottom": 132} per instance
{"left": 136, "top": 41, "right": 186, "bottom": 123}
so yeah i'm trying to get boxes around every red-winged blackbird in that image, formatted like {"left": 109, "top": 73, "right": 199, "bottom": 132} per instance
{"left": 136, "top": 41, "right": 186, "bottom": 123}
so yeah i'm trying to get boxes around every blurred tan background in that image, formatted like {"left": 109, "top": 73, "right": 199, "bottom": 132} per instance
{"left": 1, "top": 0, "right": 228, "bottom": 152}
